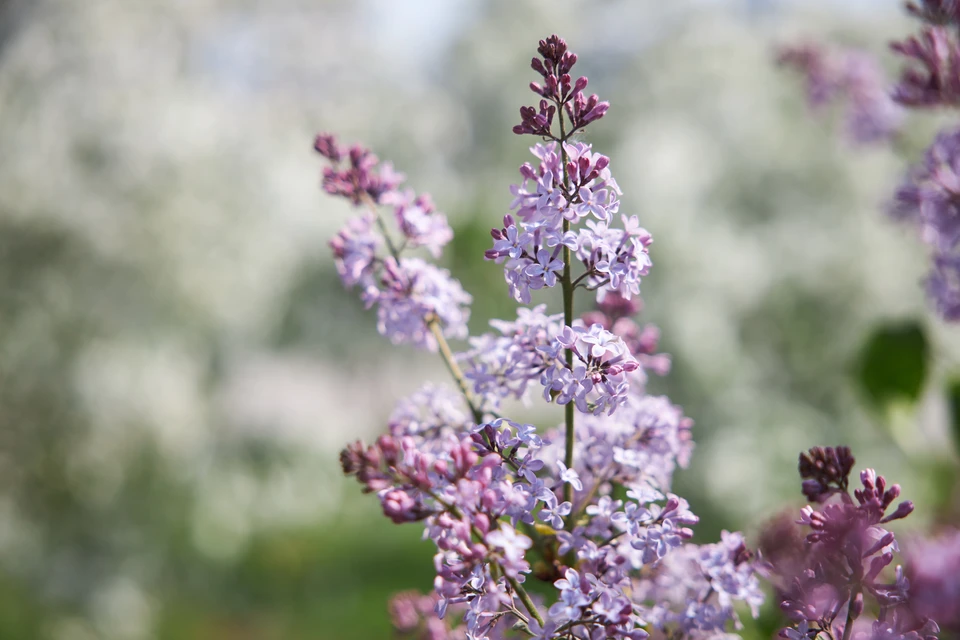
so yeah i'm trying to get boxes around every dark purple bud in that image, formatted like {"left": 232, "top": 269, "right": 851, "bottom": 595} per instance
{"left": 314, "top": 133, "right": 341, "bottom": 161}
{"left": 865, "top": 551, "right": 894, "bottom": 583}
{"left": 906, "top": 0, "right": 960, "bottom": 25}
{"left": 545, "top": 74, "right": 559, "bottom": 99}
{"left": 531, "top": 57, "right": 547, "bottom": 77}
{"left": 582, "top": 100, "right": 610, "bottom": 125}
{"left": 863, "top": 531, "right": 896, "bottom": 558}
{"left": 537, "top": 34, "right": 568, "bottom": 66}
{"left": 850, "top": 591, "right": 864, "bottom": 620}
{"left": 882, "top": 483, "right": 901, "bottom": 508}
{"left": 339, "top": 441, "right": 366, "bottom": 475}
{"left": 880, "top": 500, "right": 915, "bottom": 523}
{"left": 560, "top": 73, "right": 572, "bottom": 99}
{"left": 573, "top": 76, "right": 588, "bottom": 95}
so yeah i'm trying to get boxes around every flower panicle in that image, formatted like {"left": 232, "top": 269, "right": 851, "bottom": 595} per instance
{"left": 779, "top": 1, "right": 960, "bottom": 320}
{"left": 321, "top": 34, "right": 766, "bottom": 640}
{"left": 773, "top": 446, "right": 938, "bottom": 640}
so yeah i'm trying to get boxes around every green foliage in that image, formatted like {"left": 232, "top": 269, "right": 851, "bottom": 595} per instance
{"left": 856, "top": 321, "right": 929, "bottom": 411}
{"left": 946, "top": 378, "right": 960, "bottom": 459}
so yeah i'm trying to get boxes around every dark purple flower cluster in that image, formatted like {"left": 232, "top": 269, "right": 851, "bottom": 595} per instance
{"left": 906, "top": 0, "right": 960, "bottom": 25}
{"left": 514, "top": 35, "right": 608, "bottom": 137}
{"left": 768, "top": 447, "right": 939, "bottom": 640}
{"left": 317, "top": 34, "right": 771, "bottom": 640}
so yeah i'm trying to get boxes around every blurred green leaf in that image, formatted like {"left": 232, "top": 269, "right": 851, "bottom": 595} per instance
{"left": 946, "top": 378, "right": 960, "bottom": 459}
{"left": 856, "top": 321, "right": 929, "bottom": 411}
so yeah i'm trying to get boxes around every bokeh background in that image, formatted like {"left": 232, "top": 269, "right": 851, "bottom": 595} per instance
{"left": 0, "top": 0, "right": 958, "bottom": 638}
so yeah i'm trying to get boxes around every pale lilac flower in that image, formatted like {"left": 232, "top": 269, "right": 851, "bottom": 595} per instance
{"left": 539, "top": 324, "right": 640, "bottom": 415}
{"left": 539, "top": 496, "right": 572, "bottom": 529}
{"left": 576, "top": 217, "right": 653, "bottom": 300}
{"left": 364, "top": 257, "right": 471, "bottom": 350}
{"left": 389, "top": 191, "right": 454, "bottom": 258}
{"left": 890, "top": 127, "right": 960, "bottom": 320}
{"left": 389, "top": 383, "right": 472, "bottom": 448}
{"left": 556, "top": 460, "right": 583, "bottom": 491}
{"left": 485, "top": 524, "right": 532, "bottom": 578}
{"left": 459, "top": 305, "right": 564, "bottom": 407}
{"left": 329, "top": 213, "right": 381, "bottom": 288}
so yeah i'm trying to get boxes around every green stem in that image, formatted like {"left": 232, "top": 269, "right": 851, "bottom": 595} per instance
{"left": 427, "top": 318, "right": 484, "bottom": 424}
{"left": 558, "top": 108, "right": 576, "bottom": 509}
{"left": 507, "top": 575, "right": 545, "bottom": 628}
{"left": 362, "top": 193, "right": 485, "bottom": 425}
{"left": 840, "top": 589, "right": 859, "bottom": 640}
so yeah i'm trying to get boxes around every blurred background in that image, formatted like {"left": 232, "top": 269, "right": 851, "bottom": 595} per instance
{"left": 0, "top": 0, "right": 958, "bottom": 638}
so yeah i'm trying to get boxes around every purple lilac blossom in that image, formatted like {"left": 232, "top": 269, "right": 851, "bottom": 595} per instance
{"left": 581, "top": 292, "right": 671, "bottom": 377}
{"left": 329, "top": 33, "right": 773, "bottom": 640}
{"left": 317, "top": 133, "right": 468, "bottom": 348}
{"left": 487, "top": 143, "right": 652, "bottom": 304}
{"left": 904, "top": 527, "right": 960, "bottom": 632}
{"left": 890, "top": 127, "right": 960, "bottom": 320}
{"left": 575, "top": 215, "right": 653, "bottom": 300}
{"left": 539, "top": 323, "right": 640, "bottom": 416}
{"left": 362, "top": 257, "right": 472, "bottom": 350}
{"left": 772, "top": 448, "right": 938, "bottom": 640}
{"left": 458, "top": 305, "right": 565, "bottom": 408}
{"left": 389, "top": 383, "right": 473, "bottom": 449}
{"left": 781, "top": 2, "right": 960, "bottom": 321}
{"left": 778, "top": 43, "right": 904, "bottom": 145}
{"left": 906, "top": 0, "right": 960, "bottom": 25}
{"left": 385, "top": 190, "right": 454, "bottom": 258}
{"left": 635, "top": 531, "right": 765, "bottom": 637}
{"left": 577, "top": 394, "right": 695, "bottom": 493}
{"left": 892, "top": 26, "right": 960, "bottom": 108}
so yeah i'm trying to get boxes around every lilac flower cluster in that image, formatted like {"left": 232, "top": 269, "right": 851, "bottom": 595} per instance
{"left": 781, "top": 1, "right": 960, "bottom": 320}
{"left": 904, "top": 527, "right": 960, "bottom": 633}
{"left": 486, "top": 144, "right": 651, "bottom": 305}
{"left": 487, "top": 37, "right": 650, "bottom": 307}
{"left": 317, "top": 135, "right": 468, "bottom": 350}
{"left": 459, "top": 304, "right": 565, "bottom": 409}
{"left": 324, "top": 33, "right": 770, "bottom": 640}
{"left": 769, "top": 447, "right": 939, "bottom": 640}
{"left": 636, "top": 531, "right": 764, "bottom": 636}
{"left": 777, "top": 44, "right": 903, "bottom": 145}
{"left": 891, "top": 128, "right": 960, "bottom": 319}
